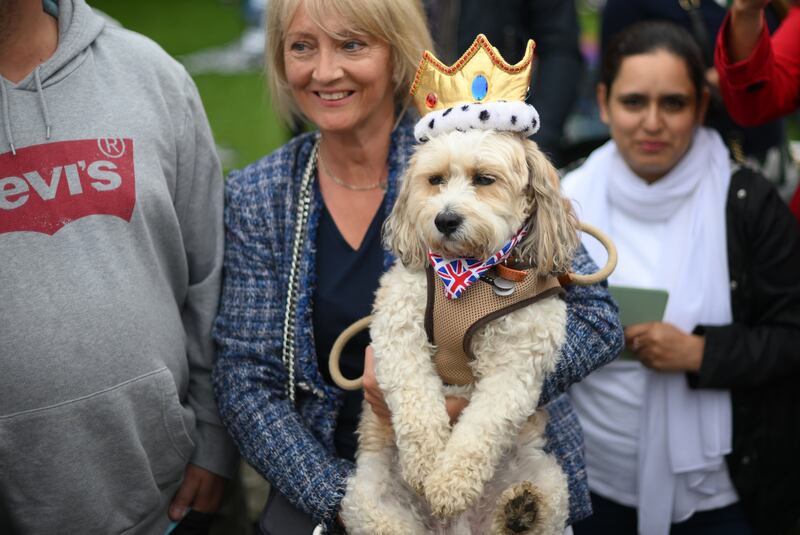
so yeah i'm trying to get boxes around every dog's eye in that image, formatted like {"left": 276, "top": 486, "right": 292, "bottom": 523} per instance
{"left": 428, "top": 175, "right": 445, "bottom": 186}
{"left": 473, "top": 174, "right": 495, "bottom": 186}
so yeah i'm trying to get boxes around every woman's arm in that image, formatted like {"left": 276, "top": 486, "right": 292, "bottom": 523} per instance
{"left": 715, "top": 5, "right": 800, "bottom": 125}
{"left": 690, "top": 175, "right": 800, "bottom": 389}
{"left": 539, "top": 244, "right": 624, "bottom": 404}
{"left": 212, "top": 173, "right": 352, "bottom": 527}
{"left": 727, "top": 0, "right": 770, "bottom": 62}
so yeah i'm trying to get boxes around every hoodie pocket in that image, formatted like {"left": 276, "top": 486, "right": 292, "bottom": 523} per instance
{"left": 0, "top": 367, "right": 196, "bottom": 534}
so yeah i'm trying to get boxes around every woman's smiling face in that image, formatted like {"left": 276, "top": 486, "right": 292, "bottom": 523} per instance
{"left": 598, "top": 49, "right": 709, "bottom": 183}
{"left": 282, "top": 2, "right": 394, "bottom": 136}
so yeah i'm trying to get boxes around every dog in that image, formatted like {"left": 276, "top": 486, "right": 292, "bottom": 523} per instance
{"left": 339, "top": 127, "right": 580, "bottom": 535}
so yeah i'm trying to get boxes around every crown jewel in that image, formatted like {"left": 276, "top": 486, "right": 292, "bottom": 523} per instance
{"left": 410, "top": 34, "right": 535, "bottom": 115}
{"left": 409, "top": 35, "right": 541, "bottom": 142}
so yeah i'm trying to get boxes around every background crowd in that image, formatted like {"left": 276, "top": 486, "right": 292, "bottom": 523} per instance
{"left": 89, "top": 0, "right": 800, "bottom": 181}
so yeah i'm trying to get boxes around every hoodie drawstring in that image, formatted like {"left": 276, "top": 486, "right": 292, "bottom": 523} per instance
{"left": 34, "top": 67, "right": 53, "bottom": 140}
{"left": 0, "top": 67, "right": 53, "bottom": 156}
{"left": 1, "top": 77, "right": 16, "bottom": 155}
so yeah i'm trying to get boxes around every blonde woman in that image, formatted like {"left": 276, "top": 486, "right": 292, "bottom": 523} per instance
{"left": 212, "top": 0, "right": 623, "bottom": 532}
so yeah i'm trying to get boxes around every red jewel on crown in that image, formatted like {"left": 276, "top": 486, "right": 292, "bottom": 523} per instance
{"left": 425, "top": 92, "right": 438, "bottom": 108}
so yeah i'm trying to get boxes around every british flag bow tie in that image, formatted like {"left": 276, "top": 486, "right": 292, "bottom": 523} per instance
{"left": 428, "top": 226, "right": 528, "bottom": 299}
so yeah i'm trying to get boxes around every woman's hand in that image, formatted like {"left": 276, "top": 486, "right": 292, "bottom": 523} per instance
{"left": 625, "top": 322, "right": 704, "bottom": 372}
{"left": 363, "top": 346, "right": 469, "bottom": 425}
{"left": 728, "top": 0, "right": 770, "bottom": 62}
{"left": 362, "top": 346, "right": 391, "bottom": 422}
{"left": 732, "top": 0, "right": 771, "bottom": 13}
{"left": 168, "top": 464, "right": 226, "bottom": 520}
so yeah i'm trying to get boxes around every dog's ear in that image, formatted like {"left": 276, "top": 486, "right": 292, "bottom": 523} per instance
{"left": 383, "top": 163, "right": 427, "bottom": 269}
{"left": 517, "top": 139, "right": 579, "bottom": 276}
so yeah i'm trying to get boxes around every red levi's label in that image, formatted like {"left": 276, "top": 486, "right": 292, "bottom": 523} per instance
{"left": 0, "top": 138, "right": 136, "bottom": 235}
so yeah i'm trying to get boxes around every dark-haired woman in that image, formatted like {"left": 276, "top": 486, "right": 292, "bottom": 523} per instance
{"left": 563, "top": 21, "right": 800, "bottom": 535}
{"left": 600, "top": 0, "right": 790, "bottom": 193}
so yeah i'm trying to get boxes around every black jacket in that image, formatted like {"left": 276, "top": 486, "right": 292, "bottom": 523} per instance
{"left": 688, "top": 167, "right": 800, "bottom": 534}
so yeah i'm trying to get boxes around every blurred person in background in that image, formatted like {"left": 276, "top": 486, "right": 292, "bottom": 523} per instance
{"left": 601, "top": 0, "right": 798, "bottom": 202}
{"left": 426, "top": 0, "right": 584, "bottom": 168}
{"left": 563, "top": 20, "right": 800, "bottom": 535}
{"left": 211, "top": 0, "right": 624, "bottom": 533}
{"left": 715, "top": 0, "right": 800, "bottom": 221}
{"left": 0, "top": 0, "right": 236, "bottom": 534}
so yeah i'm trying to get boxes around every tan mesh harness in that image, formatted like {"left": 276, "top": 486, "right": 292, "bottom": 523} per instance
{"left": 424, "top": 266, "right": 565, "bottom": 385}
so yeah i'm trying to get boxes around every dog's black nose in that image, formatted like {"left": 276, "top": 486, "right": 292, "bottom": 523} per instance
{"left": 434, "top": 212, "right": 463, "bottom": 236}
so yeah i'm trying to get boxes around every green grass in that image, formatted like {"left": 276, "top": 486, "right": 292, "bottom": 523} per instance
{"left": 91, "top": 0, "right": 289, "bottom": 171}
{"left": 577, "top": 0, "right": 601, "bottom": 42}
{"left": 194, "top": 72, "right": 289, "bottom": 169}
{"left": 92, "top": 0, "right": 245, "bottom": 55}
{"left": 788, "top": 115, "right": 800, "bottom": 141}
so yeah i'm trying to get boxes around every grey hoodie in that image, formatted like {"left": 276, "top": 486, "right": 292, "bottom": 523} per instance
{"left": 0, "top": 1, "right": 236, "bottom": 533}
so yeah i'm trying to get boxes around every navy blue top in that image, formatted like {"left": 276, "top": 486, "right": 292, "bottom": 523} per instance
{"left": 313, "top": 197, "right": 387, "bottom": 461}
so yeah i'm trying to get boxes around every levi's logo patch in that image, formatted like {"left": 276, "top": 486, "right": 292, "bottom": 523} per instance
{"left": 0, "top": 138, "right": 136, "bottom": 235}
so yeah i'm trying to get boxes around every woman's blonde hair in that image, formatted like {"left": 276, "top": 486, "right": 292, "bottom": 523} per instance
{"left": 266, "top": 0, "right": 434, "bottom": 124}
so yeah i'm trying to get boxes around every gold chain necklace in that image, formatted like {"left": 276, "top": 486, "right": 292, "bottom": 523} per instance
{"left": 318, "top": 150, "right": 387, "bottom": 191}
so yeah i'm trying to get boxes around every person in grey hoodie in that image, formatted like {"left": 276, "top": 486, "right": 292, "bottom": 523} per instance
{"left": 0, "top": 1, "right": 237, "bottom": 533}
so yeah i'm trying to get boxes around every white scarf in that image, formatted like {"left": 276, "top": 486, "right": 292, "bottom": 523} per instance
{"left": 563, "top": 127, "right": 734, "bottom": 535}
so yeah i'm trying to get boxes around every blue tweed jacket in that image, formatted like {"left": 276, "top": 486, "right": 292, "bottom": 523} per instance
{"left": 212, "top": 119, "right": 623, "bottom": 530}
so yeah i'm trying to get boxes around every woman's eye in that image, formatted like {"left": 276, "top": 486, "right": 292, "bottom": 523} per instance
{"left": 342, "top": 40, "right": 366, "bottom": 52}
{"left": 473, "top": 174, "right": 495, "bottom": 186}
{"left": 428, "top": 175, "right": 445, "bottom": 186}
{"left": 661, "top": 97, "right": 688, "bottom": 112}
{"left": 289, "top": 41, "right": 310, "bottom": 53}
{"left": 620, "top": 96, "right": 645, "bottom": 109}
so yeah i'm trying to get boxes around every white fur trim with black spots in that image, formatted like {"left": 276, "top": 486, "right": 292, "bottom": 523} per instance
{"left": 414, "top": 101, "right": 540, "bottom": 142}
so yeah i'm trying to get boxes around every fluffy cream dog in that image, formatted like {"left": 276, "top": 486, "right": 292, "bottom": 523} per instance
{"left": 339, "top": 128, "right": 580, "bottom": 535}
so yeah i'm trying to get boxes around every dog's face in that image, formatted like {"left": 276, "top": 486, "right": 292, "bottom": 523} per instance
{"left": 403, "top": 129, "right": 530, "bottom": 259}
{"left": 385, "top": 129, "right": 578, "bottom": 276}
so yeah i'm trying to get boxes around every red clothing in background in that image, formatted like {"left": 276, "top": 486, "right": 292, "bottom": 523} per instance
{"left": 716, "top": 7, "right": 800, "bottom": 221}
{"left": 716, "top": 7, "right": 800, "bottom": 126}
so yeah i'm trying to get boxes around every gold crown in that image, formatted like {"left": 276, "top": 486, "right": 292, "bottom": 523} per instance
{"left": 410, "top": 34, "right": 535, "bottom": 115}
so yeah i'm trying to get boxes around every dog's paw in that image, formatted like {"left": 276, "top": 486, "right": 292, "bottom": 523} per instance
{"left": 423, "top": 464, "right": 481, "bottom": 519}
{"left": 493, "top": 482, "right": 550, "bottom": 535}
{"left": 502, "top": 482, "right": 541, "bottom": 533}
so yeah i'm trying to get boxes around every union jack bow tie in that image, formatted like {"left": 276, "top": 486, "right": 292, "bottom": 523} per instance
{"left": 428, "top": 226, "right": 528, "bottom": 299}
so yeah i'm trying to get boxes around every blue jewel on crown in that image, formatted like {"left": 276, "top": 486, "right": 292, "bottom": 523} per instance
{"left": 471, "top": 74, "right": 488, "bottom": 101}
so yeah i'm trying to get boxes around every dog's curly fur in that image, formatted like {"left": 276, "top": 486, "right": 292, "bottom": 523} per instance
{"left": 340, "top": 130, "right": 579, "bottom": 534}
